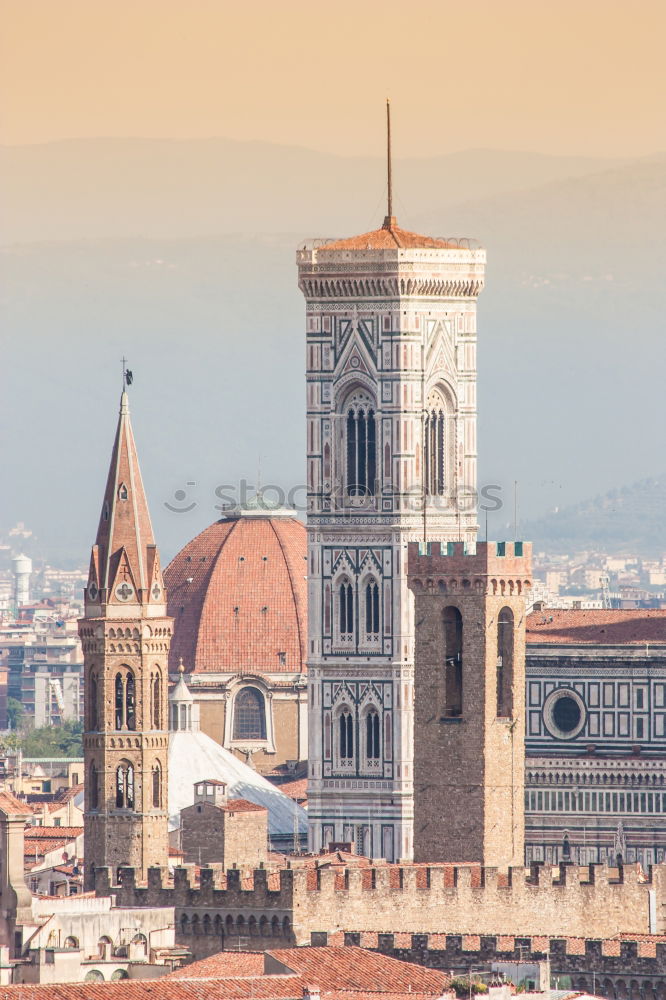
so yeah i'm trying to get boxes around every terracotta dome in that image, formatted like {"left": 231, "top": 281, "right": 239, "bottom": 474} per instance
{"left": 165, "top": 510, "right": 307, "bottom": 674}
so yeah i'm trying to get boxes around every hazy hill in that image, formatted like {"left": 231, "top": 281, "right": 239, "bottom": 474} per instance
{"left": 522, "top": 475, "right": 666, "bottom": 555}
{"left": 0, "top": 142, "right": 664, "bottom": 562}
{"left": 0, "top": 138, "right": 618, "bottom": 244}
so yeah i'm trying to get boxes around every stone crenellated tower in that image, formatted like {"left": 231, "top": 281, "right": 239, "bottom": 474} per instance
{"left": 79, "top": 390, "right": 171, "bottom": 889}
{"left": 298, "top": 213, "right": 485, "bottom": 861}
{"left": 408, "top": 540, "right": 532, "bottom": 867}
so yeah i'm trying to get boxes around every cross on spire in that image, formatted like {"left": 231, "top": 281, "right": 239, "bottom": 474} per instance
{"left": 121, "top": 357, "right": 133, "bottom": 388}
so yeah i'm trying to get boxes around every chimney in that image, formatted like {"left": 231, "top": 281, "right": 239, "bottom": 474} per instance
{"left": 193, "top": 779, "right": 228, "bottom": 808}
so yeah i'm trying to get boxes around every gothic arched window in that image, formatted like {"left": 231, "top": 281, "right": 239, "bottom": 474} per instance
{"left": 126, "top": 672, "right": 136, "bottom": 730}
{"left": 114, "top": 669, "right": 136, "bottom": 731}
{"left": 115, "top": 761, "right": 134, "bottom": 810}
{"left": 233, "top": 687, "right": 266, "bottom": 740}
{"left": 365, "top": 708, "right": 380, "bottom": 760}
{"left": 152, "top": 761, "right": 161, "bottom": 808}
{"left": 443, "top": 606, "right": 463, "bottom": 717}
{"left": 365, "top": 579, "right": 380, "bottom": 637}
{"left": 151, "top": 670, "right": 161, "bottom": 729}
{"left": 338, "top": 708, "right": 354, "bottom": 760}
{"left": 496, "top": 607, "right": 514, "bottom": 717}
{"left": 339, "top": 579, "right": 354, "bottom": 637}
{"left": 345, "top": 395, "right": 377, "bottom": 497}
{"left": 424, "top": 391, "right": 446, "bottom": 496}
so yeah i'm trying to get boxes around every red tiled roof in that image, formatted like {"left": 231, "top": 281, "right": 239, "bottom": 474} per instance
{"left": 266, "top": 947, "right": 449, "bottom": 992}
{"left": 0, "top": 947, "right": 450, "bottom": 998}
{"left": 225, "top": 798, "right": 267, "bottom": 813}
{"left": 165, "top": 516, "right": 307, "bottom": 673}
{"left": 527, "top": 608, "right": 666, "bottom": 645}
{"left": 169, "top": 953, "right": 265, "bottom": 979}
{"left": 0, "top": 790, "right": 31, "bottom": 815}
{"left": 277, "top": 778, "right": 308, "bottom": 802}
{"left": 0, "top": 977, "right": 303, "bottom": 1000}
{"left": 24, "top": 826, "right": 83, "bottom": 838}
{"left": 321, "top": 218, "right": 458, "bottom": 252}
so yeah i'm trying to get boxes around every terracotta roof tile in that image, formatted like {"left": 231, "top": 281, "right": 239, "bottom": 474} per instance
{"left": 0, "top": 790, "right": 31, "bottom": 815}
{"left": 24, "top": 826, "right": 83, "bottom": 838}
{"left": 320, "top": 219, "right": 459, "bottom": 252}
{"left": 265, "top": 947, "right": 450, "bottom": 992}
{"left": 168, "top": 953, "right": 265, "bottom": 979}
{"left": 527, "top": 608, "right": 666, "bottom": 645}
{"left": 165, "top": 516, "right": 307, "bottom": 673}
{"left": 225, "top": 798, "right": 267, "bottom": 813}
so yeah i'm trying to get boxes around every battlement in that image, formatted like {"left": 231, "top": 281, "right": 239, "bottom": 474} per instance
{"left": 313, "top": 931, "right": 666, "bottom": 979}
{"left": 408, "top": 540, "right": 532, "bottom": 595}
{"left": 95, "top": 861, "right": 664, "bottom": 943}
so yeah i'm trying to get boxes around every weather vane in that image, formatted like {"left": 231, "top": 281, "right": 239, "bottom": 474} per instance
{"left": 121, "top": 357, "right": 134, "bottom": 388}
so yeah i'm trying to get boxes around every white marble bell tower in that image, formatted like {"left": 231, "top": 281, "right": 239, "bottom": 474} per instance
{"left": 298, "top": 125, "right": 485, "bottom": 858}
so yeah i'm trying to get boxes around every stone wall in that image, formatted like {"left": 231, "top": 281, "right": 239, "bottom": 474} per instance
{"left": 181, "top": 802, "right": 268, "bottom": 869}
{"left": 313, "top": 932, "right": 666, "bottom": 992}
{"left": 96, "top": 860, "right": 664, "bottom": 949}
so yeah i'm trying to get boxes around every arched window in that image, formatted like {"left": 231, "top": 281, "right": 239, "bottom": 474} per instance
{"left": 98, "top": 936, "right": 113, "bottom": 960}
{"left": 126, "top": 672, "right": 136, "bottom": 730}
{"left": 115, "top": 673, "right": 123, "bottom": 729}
{"left": 114, "top": 669, "right": 136, "bottom": 730}
{"left": 364, "top": 579, "right": 380, "bottom": 637}
{"left": 496, "top": 607, "right": 514, "bottom": 717}
{"left": 151, "top": 670, "right": 161, "bottom": 729}
{"left": 64, "top": 936, "right": 78, "bottom": 949}
{"left": 365, "top": 708, "right": 380, "bottom": 760}
{"left": 338, "top": 707, "right": 354, "bottom": 761}
{"left": 152, "top": 761, "right": 161, "bottom": 808}
{"left": 443, "top": 607, "right": 463, "bottom": 717}
{"left": 345, "top": 396, "right": 377, "bottom": 497}
{"left": 424, "top": 391, "right": 446, "bottom": 496}
{"left": 90, "top": 762, "right": 99, "bottom": 810}
{"left": 562, "top": 833, "right": 571, "bottom": 860}
{"left": 115, "top": 761, "right": 134, "bottom": 810}
{"left": 89, "top": 673, "right": 98, "bottom": 731}
{"left": 338, "top": 579, "right": 354, "bottom": 638}
{"left": 233, "top": 687, "right": 266, "bottom": 740}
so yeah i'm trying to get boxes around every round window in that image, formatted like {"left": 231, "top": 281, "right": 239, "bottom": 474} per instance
{"left": 543, "top": 689, "right": 586, "bottom": 740}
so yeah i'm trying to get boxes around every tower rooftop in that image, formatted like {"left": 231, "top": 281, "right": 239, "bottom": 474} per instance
{"left": 319, "top": 216, "right": 462, "bottom": 252}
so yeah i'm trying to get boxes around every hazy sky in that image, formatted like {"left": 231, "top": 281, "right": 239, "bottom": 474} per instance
{"left": 2, "top": 0, "right": 665, "bottom": 156}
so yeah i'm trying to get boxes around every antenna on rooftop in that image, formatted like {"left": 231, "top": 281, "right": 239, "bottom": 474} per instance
{"left": 385, "top": 99, "right": 393, "bottom": 225}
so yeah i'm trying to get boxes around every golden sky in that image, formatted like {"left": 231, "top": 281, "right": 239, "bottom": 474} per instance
{"left": 1, "top": 0, "right": 665, "bottom": 156}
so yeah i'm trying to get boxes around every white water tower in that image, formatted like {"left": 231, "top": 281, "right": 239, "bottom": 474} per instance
{"left": 12, "top": 553, "right": 32, "bottom": 608}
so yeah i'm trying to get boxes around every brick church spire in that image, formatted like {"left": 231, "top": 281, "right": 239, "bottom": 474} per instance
{"left": 85, "top": 390, "right": 165, "bottom": 617}
{"left": 80, "top": 387, "right": 171, "bottom": 889}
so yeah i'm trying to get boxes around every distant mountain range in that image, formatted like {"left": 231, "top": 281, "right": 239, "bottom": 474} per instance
{"left": 521, "top": 476, "right": 666, "bottom": 555}
{"left": 0, "top": 139, "right": 664, "bottom": 561}
{"left": 0, "top": 138, "right": 627, "bottom": 244}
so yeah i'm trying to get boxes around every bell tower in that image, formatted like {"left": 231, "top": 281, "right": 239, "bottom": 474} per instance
{"left": 298, "top": 110, "right": 485, "bottom": 859}
{"left": 408, "top": 540, "right": 532, "bottom": 867}
{"left": 79, "top": 389, "right": 171, "bottom": 889}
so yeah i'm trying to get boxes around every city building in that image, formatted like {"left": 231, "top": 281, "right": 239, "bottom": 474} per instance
{"left": 299, "top": 208, "right": 485, "bottom": 860}
{"left": 525, "top": 607, "right": 666, "bottom": 866}
{"left": 167, "top": 667, "right": 306, "bottom": 851}
{"left": 0, "top": 616, "right": 83, "bottom": 727}
{"left": 164, "top": 504, "right": 308, "bottom": 774}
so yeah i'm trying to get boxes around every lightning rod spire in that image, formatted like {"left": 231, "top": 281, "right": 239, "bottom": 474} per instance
{"left": 385, "top": 98, "right": 393, "bottom": 227}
